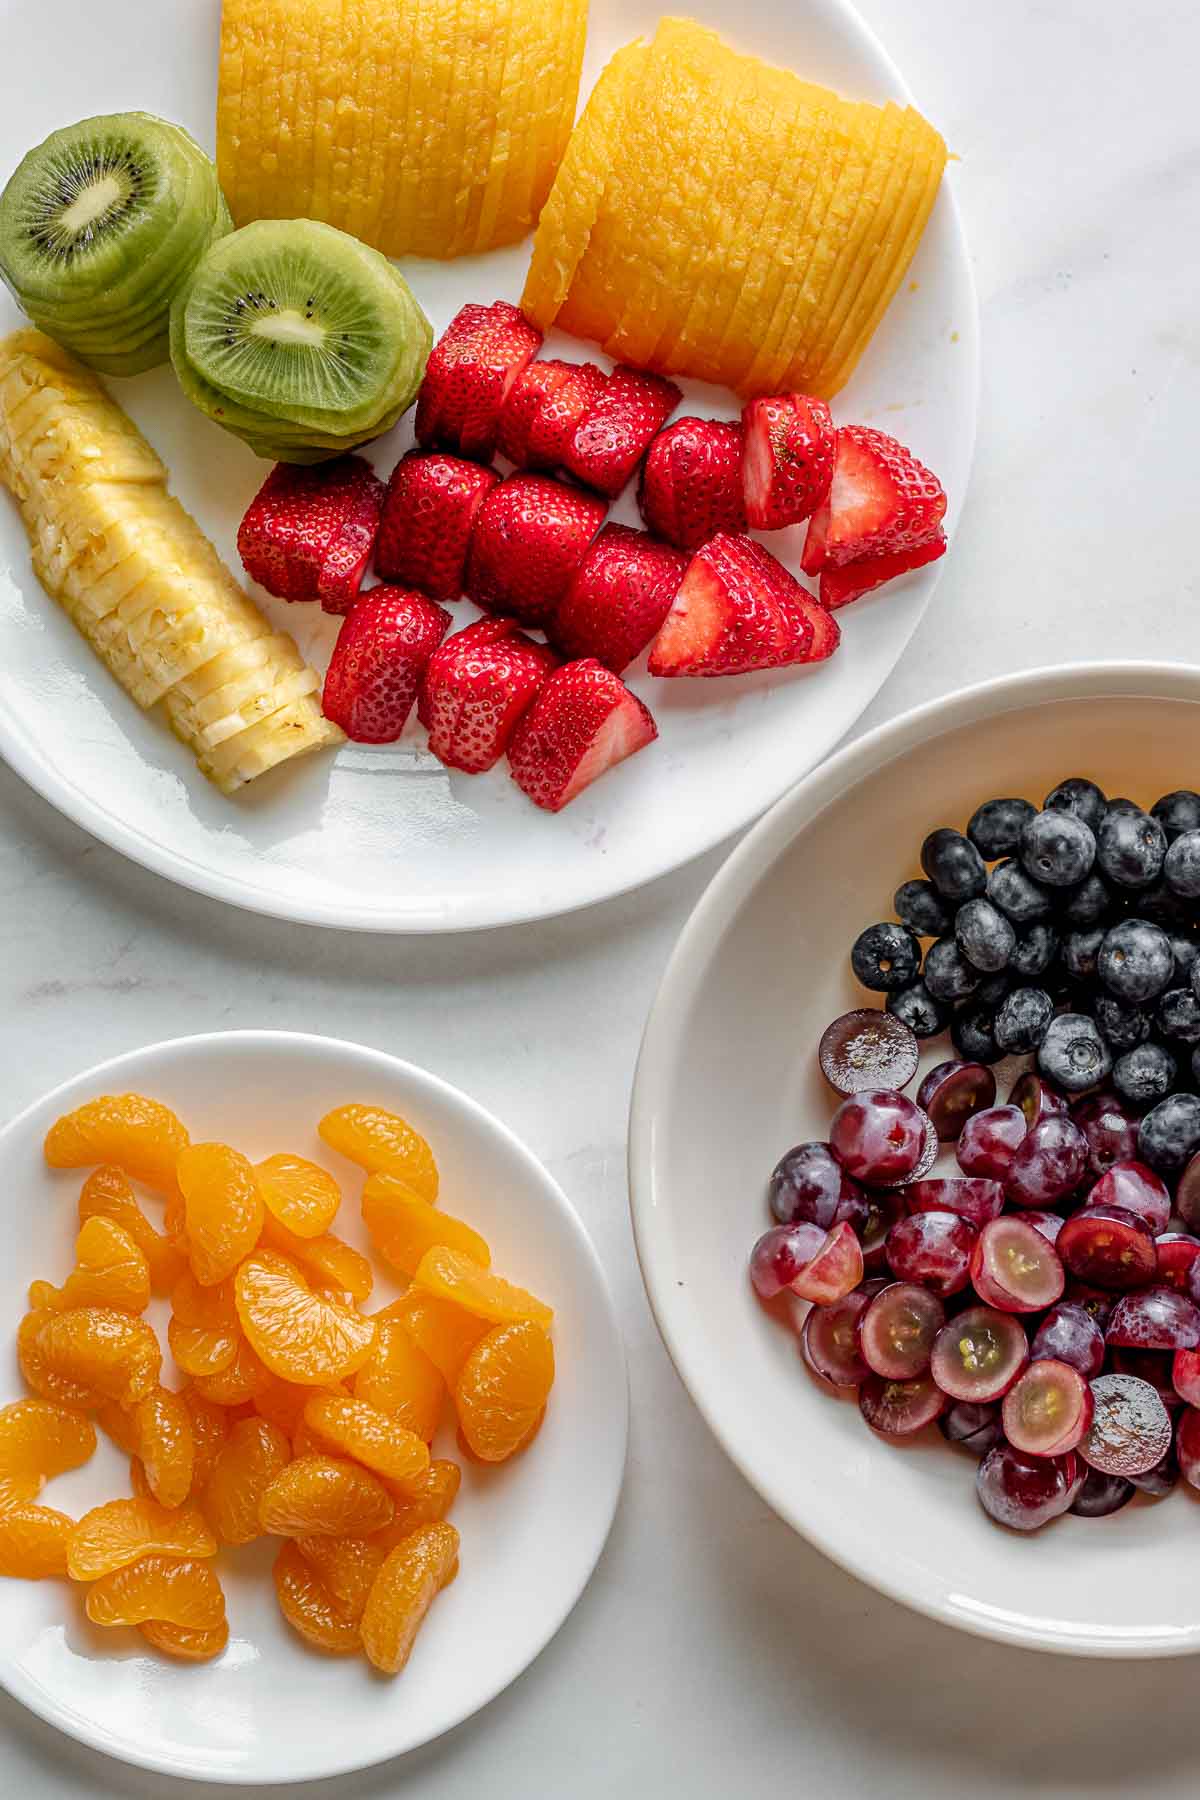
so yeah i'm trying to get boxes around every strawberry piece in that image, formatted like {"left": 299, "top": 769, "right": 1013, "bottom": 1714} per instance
{"left": 563, "top": 365, "right": 682, "bottom": 498}
{"left": 237, "top": 456, "right": 385, "bottom": 613}
{"left": 819, "top": 533, "right": 947, "bottom": 610}
{"left": 800, "top": 496, "right": 830, "bottom": 576}
{"left": 741, "top": 394, "right": 834, "bottom": 531}
{"left": 465, "top": 473, "right": 606, "bottom": 626}
{"left": 637, "top": 416, "right": 746, "bottom": 551}
{"left": 508, "top": 659, "right": 657, "bottom": 812}
{"left": 496, "top": 359, "right": 574, "bottom": 467}
{"left": 415, "top": 302, "right": 542, "bottom": 462}
{"left": 418, "top": 618, "right": 556, "bottom": 773}
{"left": 802, "top": 424, "right": 947, "bottom": 571}
{"left": 375, "top": 451, "right": 499, "bottom": 601}
{"left": 322, "top": 587, "right": 451, "bottom": 743}
{"left": 550, "top": 523, "right": 686, "bottom": 674}
{"left": 648, "top": 532, "right": 839, "bottom": 678}
{"left": 525, "top": 362, "right": 609, "bottom": 472}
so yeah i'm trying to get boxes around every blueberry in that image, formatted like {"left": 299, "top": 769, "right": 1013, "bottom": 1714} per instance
{"left": 1037, "top": 1013, "right": 1113, "bottom": 1094}
{"left": 1062, "top": 927, "right": 1105, "bottom": 985}
{"left": 1113, "top": 1041, "right": 1177, "bottom": 1107}
{"left": 850, "top": 922, "right": 921, "bottom": 993}
{"left": 1044, "top": 777, "right": 1107, "bottom": 833}
{"left": 920, "top": 828, "right": 987, "bottom": 902}
{"left": 1095, "top": 807, "right": 1166, "bottom": 889}
{"left": 967, "top": 797, "right": 1036, "bottom": 861}
{"left": 1009, "top": 921, "right": 1059, "bottom": 980}
{"left": 1020, "top": 811, "right": 1096, "bottom": 888}
{"left": 1192, "top": 956, "right": 1200, "bottom": 1008}
{"left": 1093, "top": 993, "right": 1152, "bottom": 1053}
{"left": 1138, "top": 1092, "right": 1200, "bottom": 1176}
{"left": 893, "top": 879, "right": 953, "bottom": 939}
{"left": 923, "top": 937, "right": 982, "bottom": 1004}
{"left": 1192, "top": 1045, "right": 1200, "bottom": 1090}
{"left": 1136, "top": 878, "right": 1190, "bottom": 928}
{"left": 1057, "top": 873, "right": 1113, "bottom": 928}
{"left": 1097, "top": 918, "right": 1174, "bottom": 1004}
{"left": 1106, "top": 797, "right": 1143, "bottom": 817}
{"left": 976, "top": 972, "right": 1012, "bottom": 1007}
{"left": 987, "top": 859, "right": 1052, "bottom": 924}
{"left": 1152, "top": 790, "right": 1200, "bottom": 841}
{"left": 1157, "top": 987, "right": 1200, "bottom": 1045}
{"left": 954, "top": 897, "right": 1015, "bottom": 974}
{"left": 951, "top": 1003, "right": 1003, "bottom": 1065}
{"left": 1165, "top": 830, "right": 1200, "bottom": 899}
{"left": 994, "top": 986, "right": 1054, "bottom": 1055}
{"left": 886, "top": 980, "right": 950, "bottom": 1039}
{"left": 1170, "top": 932, "right": 1200, "bottom": 986}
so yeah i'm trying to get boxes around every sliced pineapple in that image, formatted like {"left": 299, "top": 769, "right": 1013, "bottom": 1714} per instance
{"left": 193, "top": 693, "right": 342, "bottom": 795}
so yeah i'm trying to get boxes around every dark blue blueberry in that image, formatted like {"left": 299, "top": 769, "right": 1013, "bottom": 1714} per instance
{"left": 1165, "top": 830, "right": 1200, "bottom": 899}
{"left": 1169, "top": 932, "right": 1200, "bottom": 987}
{"left": 994, "top": 986, "right": 1055, "bottom": 1055}
{"left": 1095, "top": 806, "right": 1166, "bottom": 890}
{"left": 1138, "top": 1092, "right": 1200, "bottom": 1175}
{"left": 1106, "top": 797, "right": 1143, "bottom": 817}
{"left": 1093, "top": 993, "right": 1152, "bottom": 1053}
{"left": 1037, "top": 1013, "right": 1113, "bottom": 1094}
{"left": 966, "top": 797, "right": 1036, "bottom": 861}
{"left": 1070, "top": 1469, "right": 1136, "bottom": 1518}
{"left": 1136, "top": 878, "right": 1191, "bottom": 928}
{"left": 987, "top": 859, "right": 1052, "bottom": 924}
{"left": 1061, "top": 927, "right": 1105, "bottom": 985}
{"left": 976, "top": 972, "right": 1012, "bottom": 1007}
{"left": 1057, "top": 873, "right": 1113, "bottom": 928}
{"left": 893, "top": 879, "right": 953, "bottom": 939}
{"left": 1097, "top": 918, "right": 1174, "bottom": 1004}
{"left": 1044, "top": 777, "right": 1107, "bottom": 834}
{"left": 850, "top": 922, "right": 921, "bottom": 993}
{"left": 1113, "top": 1041, "right": 1177, "bottom": 1107}
{"left": 954, "top": 897, "right": 1016, "bottom": 974}
{"left": 920, "top": 828, "right": 987, "bottom": 901}
{"left": 950, "top": 1002, "right": 1003, "bottom": 1065}
{"left": 1009, "top": 921, "right": 1059, "bottom": 980}
{"left": 1157, "top": 987, "right": 1200, "bottom": 1045}
{"left": 886, "top": 980, "right": 949, "bottom": 1040}
{"left": 1152, "top": 790, "right": 1200, "bottom": 841}
{"left": 923, "top": 937, "right": 981, "bottom": 1004}
{"left": 1020, "top": 810, "right": 1096, "bottom": 888}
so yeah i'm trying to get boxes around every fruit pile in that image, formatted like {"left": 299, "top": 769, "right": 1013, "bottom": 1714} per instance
{"left": 1, "top": 1092, "right": 555, "bottom": 1671}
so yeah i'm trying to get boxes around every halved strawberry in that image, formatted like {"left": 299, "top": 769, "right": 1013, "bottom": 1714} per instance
{"left": 800, "top": 424, "right": 947, "bottom": 571}
{"left": 549, "top": 523, "right": 687, "bottom": 673}
{"left": 508, "top": 659, "right": 658, "bottom": 812}
{"left": 637, "top": 416, "right": 746, "bottom": 551}
{"left": 525, "top": 362, "right": 609, "bottom": 472}
{"left": 564, "top": 365, "right": 682, "bottom": 497}
{"left": 496, "top": 359, "right": 574, "bottom": 467}
{"left": 648, "top": 532, "right": 839, "bottom": 678}
{"left": 375, "top": 451, "right": 499, "bottom": 601}
{"left": 415, "top": 302, "right": 542, "bottom": 462}
{"left": 418, "top": 618, "right": 556, "bottom": 773}
{"left": 465, "top": 473, "right": 607, "bottom": 626}
{"left": 237, "top": 456, "right": 386, "bottom": 613}
{"left": 322, "top": 587, "right": 451, "bottom": 743}
{"left": 741, "top": 394, "right": 834, "bottom": 531}
{"left": 819, "top": 533, "right": 947, "bottom": 610}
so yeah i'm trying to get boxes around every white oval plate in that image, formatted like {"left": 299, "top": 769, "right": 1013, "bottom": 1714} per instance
{"left": 0, "top": 0, "right": 976, "bottom": 932}
{"left": 0, "top": 1031, "right": 627, "bottom": 1782}
{"left": 631, "top": 662, "right": 1200, "bottom": 1658}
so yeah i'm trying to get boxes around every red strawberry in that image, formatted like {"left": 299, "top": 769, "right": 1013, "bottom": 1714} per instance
{"left": 418, "top": 617, "right": 556, "bottom": 773}
{"left": 819, "top": 533, "right": 947, "bottom": 610}
{"left": 465, "top": 473, "right": 607, "bottom": 626}
{"left": 800, "top": 425, "right": 947, "bottom": 572}
{"left": 549, "top": 523, "right": 686, "bottom": 674}
{"left": 637, "top": 416, "right": 746, "bottom": 551}
{"left": 375, "top": 451, "right": 499, "bottom": 601}
{"left": 741, "top": 394, "right": 835, "bottom": 530}
{"left": 237, "top": 456, "right": 385, "bottom": 614}
{"left": 415, "top": 302, "right": 542, "bottom": 462}
{"left": 564, "top": 365, "right": 682, "bottom": 497}
{"left": 648, "top": 532, "right": 839, "bottom": 678}
{"left": 322, "top": 587, "right": 451, "bottom": 743}
{"left": 508, "top": 659, "right": 657, "bottom": 812}
{"left": 524, "top": 362, "right": 609, "bottom": 471}
{"left": 496, "top": 359, "right": 574, "bottom": 466}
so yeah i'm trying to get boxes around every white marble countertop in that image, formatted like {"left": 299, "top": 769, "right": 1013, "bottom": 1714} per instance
{"left": 5, "top": 0, "right": 1200, "bottom": 1794}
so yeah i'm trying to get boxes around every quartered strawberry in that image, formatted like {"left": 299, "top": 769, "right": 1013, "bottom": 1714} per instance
{"left": 648, "top": 531, "right": 840, "bottom": 678}
{"left": 496, "top": 359, "right": 574, "bottom": 467}
{"left": 741, "top": 394, "right": 834, "bottom": 531}
{"left": 549, "top": 523, "right": 686, "bottom": 674}
{"left": 375, "top": 451, "right": 499, "bottom": 601}
{"left": 322, "top": 587, "right": 451, "bottom": 743}
{"left": 820, "top": 533, "right": 947, "bottom": 610}
{"left": 525, "top": 362, "right": 609, "bottom": 472}
{"left": 415, "top": 302, "right": 542, "bottom": 462}
{"left": 637, "top": 416, "right": 746, "bottom": 551}
{"left": 563, "top": 365, "right": 682, "bottom": 498}
{"left": 237, "top": 456, "right": 386, "bottom": 614}
{"left": 800, "top": 425, "right": 947, "bottom": 572}
{"left": 418, "top": 618, "right": 556, "bottom": 773}
{"left": 508, "top": 659, "right": 658, "bottom": 812}
{"left": 465, "top": 473, "right": 607, "bottom": 626}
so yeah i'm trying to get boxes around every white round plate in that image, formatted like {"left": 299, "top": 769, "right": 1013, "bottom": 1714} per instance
{"left": 0, "top": 1031, "right": 627, "bottom": 1781}
{"left": 0, "top": 0, "right": 976, "bottom": 931}
{"left": 631, "top": 662, "right": 1200, "bottom": 1658}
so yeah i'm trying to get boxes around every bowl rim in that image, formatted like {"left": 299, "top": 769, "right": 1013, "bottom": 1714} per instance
{"left": 629, "top": 659, "right": 1200, "bottom": 1657}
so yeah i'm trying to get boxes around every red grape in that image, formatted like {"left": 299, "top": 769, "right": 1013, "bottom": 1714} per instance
{"left": 885, "top": 1211, "right": 976, "bottom": 1296}
{"left": 1002, "top": 1358, "right": 1094, "bottom": 1456}
{"left": 976, "top": 1443, "right": 1079, "bottom": 1530}
{"left": 819, "top": 1010, "right": 919, "bottom": 1096}
{"left": 957, "top": 1105, "right": 1027, "bottom": 1180}
{"left": 1082, "top": 1372, "right": 1172, "bottom": 1476}
{"left": 859, "top": 1283, "right": 945, "bottom": 1380}
{"left": 1058, "top": 1204, "right": 1157, "bottom": 1291}
{"left": 1005, "top": 1115, "right": 1089, "bottom": 1207}
{"left": 748, "top": 1222, "right": 826, "bottom": 1298}
{"left": 904, "top": 1178, "right": 1004, "bottom": 1227}
{"left": 789, "top": 1221, "right": 864, "bottom": 1304}
{"left": 930, "top": 1305, "right": 1029, "bottom": 1402}
{"left": 801, "top": 1290, "right": 873, "bottom": 1387}
{"left": 1009, "top": 1071, "right": 1068, "bottom": 1128}
{"left": 829, "top": 1089, "right": 927, "bottom": 1186}
{"left": 917, "top": 1061, "right": 996, "bottom": 1141}
{"left": 1031, "top": 1303, "right": 1105, "bottom": 1378}
{"left": 1106, "top": 1285, "right": 1200, "bottom": 1351}
{"left": 769, "top": 1142, "right": 864, "bottom": 1228}
{"left": 970, "top": 1216, "right": 1066, "bottom": 1312}
{"left": 858, "top": 1371, "right": 946, "bottom": 1436}
{"left": 1089, "top": 1160, "right": 1171, "bottom": 1236}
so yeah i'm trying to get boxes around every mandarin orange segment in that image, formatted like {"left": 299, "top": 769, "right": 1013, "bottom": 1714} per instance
{"left": 301, "top": 1396, "right": 430, "bottom": 1492}
{"left": 86, "top": 1554, "right": 226, "bottom": 1631}
{"left": 373, "top": 1459, "right": 462, "bottom": 1550}
{"left": 390, "top": 1287, "right": 487, "bottom": 1385}
{"left": 318, "top": 1104, "right": 438, "bottom": 1201}
{"left": 253, "top": 1368, "right": 346, "bottom": 1437}
{"left": 455, "top": 1321, "right": 554, "bottom": 1463}
{"left": 295, "top": 1533, "right": 386, "bottom": 1623}
{"left": 235, "top": 1251, "right": 376, "bottom": 1386}
{"left": 19, "top": 1306, "right": 161, "bottom": 1408}
{"left": 164, "top": 1190, "right": 188, "bottom": 1253}
{"left": 354, "top": 1318, "right": 445, "bottom": 1441}
{"left": 95, "top": 1398, "right": 140, "bottom": 1456}
{"left": 79, "top": 1167, "right": 186, "bottom": 1297}
{"left": 255, "top": 1154, "right": 341, "bottom": 1239}
{"left": 140, "top": 1617, "right": 229, "bottom": 1662}
{"left": 360, "top": 1521, "right": 460, "bottom": 1675}
{"left": 0, "top": 1398, "right": 96, "bottom": 1506}
{"left": 0, "top": 1501, "right": 75, "bottom": 1577}
{"left": 258, "top": 1453, "right": 394, "bottom": 1538}
{"left": 67, "top": 1496, "right": 217, "bottom": 1580}
{"left": 362, "top": 1181, "right": 490, "bottom": 1279}
{"left": 168, "top": 1273, "right": 240, "bottom": 1378}
{"left": 30, "top": 1217, "right": 151, "bottom": 1315}
{"left": 201, "top": 1416, "right": 291, "bottom": 1546}
{"left": 259, "top": 1213, "right": 373, "bottom": 1304}
{"left": 44, "top": 1094, "right": 189, "bottom": 1193}
{"left": 272, "top": 1540, "right": 361, "bottom": 1655}
{"left": 179, "top": 1385, "right": 231, "bottom": 1493}
{"left": 414, "top": 1246, "right": 553, "bottom": 1329}
{"left": 18, "top": 1309, "right": 98, "bottom": 1408}
{"left": 130, "top": 1388, "right": 195, "bottom": 1509}
{"left": 192, "top": 1337, "right": 268, "bottom": 1406}
{"left": 129, "top": 1455, "right": 152, "bottom": 1500}
{"left": 177, "top": 1142, "right": 265, "bottom": 1287}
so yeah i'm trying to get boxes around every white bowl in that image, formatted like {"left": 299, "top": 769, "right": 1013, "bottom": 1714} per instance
{"left": 0, "top": 1031, "right": 627, "bottom": 1782}
{"left": 630, "top": 661, "right": 1200, "bottom": 1658}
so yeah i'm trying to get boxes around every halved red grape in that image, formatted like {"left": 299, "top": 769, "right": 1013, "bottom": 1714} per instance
{"left": 1005, "top": 1115, "right": 1089, "bottom": 1208}
{"left": 1131, "top": 1446, "right": 1178, "bottom": 1496}
{"left": 1108, "top": 1348, "right": 1181, "bottom": 1412}
{"left": 976, "top": 1443, "right": 1079, "bottom": 1530}
{"left": 1070, "top": 1467, "right": 1136, "bottom": 1517}
{"left": 1063, "top": 1280, "right": 1116, "bottom": 1329}
{"left": 801, "top": 1290, "right": 873, "bottom": 1387}
{"left": 1002, "top": 1358, "right": 1094, "bottom": 1456}
{"left": 857, "top": 1190, "right": 905, "bottom": 1274}
{"left": 892, "top": 1112, "right": 939, "bottom": 1186}
{"left": 1089, "top": 1160, "right": 1171, "bottom": 1236}
{"left": 1175, "top": 1152, "right": 1200, "bottom": 1232}
{"left": 829, "top": 1089, "right": 927, "bottom": 1186}
{"left": 1082, "top": 1372, "right": 1172, "bottom": 1476}
{"left": 1058, "top": 1204, "right": 1157, "bottom": 1290}
{"left": 957, "top": 1105, "right": 1027, "bottom": 1180}
{"left": 859, "top": 1282, "right": 945, "bottom": 1380}
{"left": 930, "top": 1305, "right": 1029, "bottom": 1401}
{"left": 1022, "top": 1210, "right": 1065, "bottom": 1245}
{"left": 1173, "top": 1347, "right": 1200, "bottom": 1406}
{"left": 1010, "top": 1071, "right": 1068, "bottom": 1128}
{"left": 1177, "top": 1406, "right": 1200, "bottom": 1487}
{"left": 905, "top": 1178, "right": 1004, "bottom": 1227}
{"left": 970, "top": 1217, "right": 1066, "bottom": 1312}
{"left": 749, "top": 1222, "right": 827, "bottom": 1298}
{"left": 768, "top": 1142, "right": 864, "bottom": 1227}
{"left": 1071, "top": 1089, "right": 1139, "bottom": 1177}
{"left": 1106, "top": 1285, "right": 1200, "bottom": 1351}
{"left": 939, "top": 1399, "right": 1003, "bottom": 1456}
{"left": 789, "top": 1221, "right": 864, "bottom": 1304}
{"left": 1156, "top": 1233, "right": 1200, "bottom": 1293}
{"left": 858, "top": 1371, "right": 946, "bottom": 1435}
{"left": 1031, "top": 1303, "right": 1106, "bottom": 1378}
{"left": 819, "top": 1010, "right": 919, "bottom": 1096}
{"left": 918, "top": 1061, "right": 997, "bottom": 1141}
{"left": 885, "top": 1211, "right": 976, "bottom": 1296}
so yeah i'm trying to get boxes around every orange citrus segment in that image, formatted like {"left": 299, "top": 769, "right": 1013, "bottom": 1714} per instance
{"left": 258, "top": 1453, "right": 394, "bottom": 1537}
{"left": 454, "top": 1321, "right": 554, "bottom": 1462}
{"left": 259, "top": 1213, "right": 373, "bottom": 1303}
{"left": 273, "top": 1540, "right": 361, "bottom": 1655}
{"left": 201, "top": 1416, "right": 292, "bottom": 1545}
{"left": 18, "top": 1306, "right": 161, "bottom": 1408}
{"left": 255, "top": 1153, "right": 341, "bottom": 1239}
{"left": 67, "top": 1496, "right": 216, "bottom": 1580}
{"left": 140, "top": 1617, "right": 229, "bottom": 1661}
{"left": 318, "top": 1104, "right": 438, "bottom": 1200}
{"left": 413, "top": 1246, "right": 553, "bottom": 1329}
{"left": 301, "top": 1395, "right": 430, "bottom": 1491}
{"left": 30, "top": 1217, "right": 151, "bottom": 1315}
{"left": 362, "top": 1180, "right": 490, "bottom": 1278}
{"left": 389, "top": 1287, "right": 487, "bottom": 1385}
{"left": 0, "top": 1502, "right": 75, "bottom": 1577}
{"left": 373, "top": 1458, "right": 461, "bottom": 1550}
{"left": 360, "top": 1520, "right": 460, "bottom": 1675}
{"left": 78, "top": 1167, "right": 184, "bottom": 1295}
{"left": 86, "top": 1555, "right": 226, "bottom": 1631}
{"left": 0, "top": 1398, "right": 96, "bottom": 1506}
{"left": 235, "top": 1250, "right": 376, "bottom": 1386}
{"left": 177, "top": 1142, "right": 264, "bottom": 1287}
{"left": 44, "top": 1094, "right": 189, "bottom": 1192}
{"left": 131, "top": 1387, "right": 195, "bottom": 1509}
{"left": 354, "top": 1317, "right": 445, "bottom": 1441}
{"left": 294, "top": 1533, "right": 386, "bottom": 1623}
